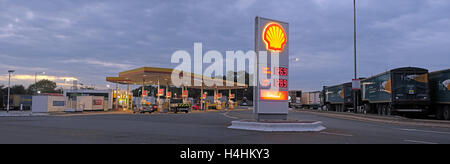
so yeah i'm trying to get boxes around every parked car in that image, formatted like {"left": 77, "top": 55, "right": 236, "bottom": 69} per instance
{"left": 192, "top": 103, "right": 201, "bottom": 110}
{"left": 133, "top": 103, "right": 157, "bottom": 114}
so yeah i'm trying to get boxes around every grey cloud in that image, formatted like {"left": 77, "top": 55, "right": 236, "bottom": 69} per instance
{"left": 0, "top": 0, "right": 448, "bottom": 91}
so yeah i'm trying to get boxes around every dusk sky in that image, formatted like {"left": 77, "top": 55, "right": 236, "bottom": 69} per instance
{"left": 0, "top": 0, "right": 449, "bottom": 91}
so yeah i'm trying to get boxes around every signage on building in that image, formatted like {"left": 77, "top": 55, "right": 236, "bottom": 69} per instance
{"left": 93, "top": 99, "right": 103, "bottom": 105}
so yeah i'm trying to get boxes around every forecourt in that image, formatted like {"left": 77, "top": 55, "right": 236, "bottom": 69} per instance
{"left": 106, "top": 66, "right": 247, "bottom": 111}
{"left": 0, "top": 109, "right": 450, "bottom": 144}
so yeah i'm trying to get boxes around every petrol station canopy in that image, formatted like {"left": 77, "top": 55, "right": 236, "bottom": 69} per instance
{"left": 106, "top": 67, "right": 248, "bottom": 90}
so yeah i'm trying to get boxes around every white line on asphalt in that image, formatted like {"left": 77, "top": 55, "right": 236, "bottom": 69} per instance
{"left": 398, "top": 128, "right": 450, "bottom": 135}
{"left": 221, "top": 112, "right": 239, "bottom": 120}
{"left": 403, "top": 140, "right": 438, "bottom": 144}
{"left": 319, "top": 132, "right": 353, "bottom": 137}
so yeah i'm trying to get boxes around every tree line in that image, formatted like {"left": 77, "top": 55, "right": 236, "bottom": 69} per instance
{"left": 0, "top": 79, "right": 60, "bottom": 106}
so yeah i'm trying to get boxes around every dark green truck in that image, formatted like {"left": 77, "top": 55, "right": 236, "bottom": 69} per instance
{"left": 360, "top": 67, "right": 430, "bottom": 115}
{"left": 429, "top": 69, "right": 450, "bottom": 120}
{"left": 322, "top": 82, "right": 353, "bottom": 112}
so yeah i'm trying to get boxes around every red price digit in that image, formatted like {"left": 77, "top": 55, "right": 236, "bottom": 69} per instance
{"left": 281, "top": 67, "right": 287, "bottom": 76}
{"left": 274, "top": 67, "right": 287, "bottom": 76}
{"left": 272, "top": 67, "right": 288, "bottom": 76}
{"left": 281, "top": 79, "right": 288, "bottom": 88}
{"left": 274, "top": 79, "right": 288, "bottom": 88}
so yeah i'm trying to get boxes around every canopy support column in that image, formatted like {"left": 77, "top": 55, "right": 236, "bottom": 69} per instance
{"left": 166, "top": 82, "right": 169, "bottom": 112}
{"left": 214, "top": 87, "right": 218, "bottom": 107}
{"left": 115, "top": 83, "right": 119, "bottom": 110}
{"left": 141, "top": 79, "right": 145, "bottom": 105}
{"left": 127, "top": 84, "right": 130, "bottom": 110}
{"left": 181, "top": 85, "right": 185, "bottom": 103}
{"left": 215, "top": 88, "right": 218, "bottom": 101}
{"left": 201, "top": 84, "right": 204, "bottom": 111}
{"left": 157, "top": 79, "right": 161, "bottom": 111}
{"left": 229, "top": 88, "right": 231, "bottom": 110}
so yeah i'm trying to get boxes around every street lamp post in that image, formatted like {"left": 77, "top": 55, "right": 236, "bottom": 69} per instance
{"left": 353, "top": 0, "right": 358, "bottom": 113}
{"left": 61, "top": 79, "right": 67, "bottom": 94}
{"left": 7, "top": 70, "right": 15, "bottom": 113}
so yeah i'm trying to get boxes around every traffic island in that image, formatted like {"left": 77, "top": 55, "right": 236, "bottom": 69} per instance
{"left": 228, "top": 119, "right": 326, "bottom": 132}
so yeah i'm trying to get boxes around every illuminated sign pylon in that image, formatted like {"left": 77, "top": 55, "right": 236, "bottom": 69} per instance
{"left": 254, "top": 17, "right": 289, "bottom": 121}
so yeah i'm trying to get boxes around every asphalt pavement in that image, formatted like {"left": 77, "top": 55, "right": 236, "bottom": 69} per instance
{"left": 0, "top": 109, "right": 449, "bottom": 144}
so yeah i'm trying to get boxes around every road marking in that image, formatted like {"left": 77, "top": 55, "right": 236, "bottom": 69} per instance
{"left": 398, "top": 128, "right": 450, "bottom": 135}
{"left": 403, "top": 140, "right": 437, "bottom": 144}
{"left": 319, "top": 132, "right": 353, "bottom": 137}
{"left": 221, "top": 112, "right": 239, "bottom": 119}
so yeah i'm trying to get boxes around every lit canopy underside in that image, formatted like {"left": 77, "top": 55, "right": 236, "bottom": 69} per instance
{"left": 106, "top": 67, "right": 248, "bottom": 90}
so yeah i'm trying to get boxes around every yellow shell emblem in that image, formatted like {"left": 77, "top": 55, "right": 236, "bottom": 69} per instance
{"left": 409, "top": 74, "right": 428, "bottom": 83}
{"left": 443, "top": 79, "right": 450, "bottom": 90}
{"left": 383, "top": 79, "right": 392, "bottom": 93}
{"left": 263, "top": 22, "right": 287, "bottom": 52}
{"left": 339, "top": 89, "right": 344, "bottom": 99}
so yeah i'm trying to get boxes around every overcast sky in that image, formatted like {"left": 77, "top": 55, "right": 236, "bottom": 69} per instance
{"left": 0, "top": 0, "right": 449, "bottom": 91}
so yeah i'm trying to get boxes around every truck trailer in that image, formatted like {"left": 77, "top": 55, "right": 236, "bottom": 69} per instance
{"left": 288, "top": 90, "right": 302, "bottom": 108}
{"left": 322, "top": 82, "right": 353, "bottom": 112}
{"left": 301, "top": 91, "right": 321, "bottom": 109}
{"left": 361, "top": 67, "right": 430, "bottom": 115}
{"left": 429, "top": 69, "right": 450, "bottom": 120}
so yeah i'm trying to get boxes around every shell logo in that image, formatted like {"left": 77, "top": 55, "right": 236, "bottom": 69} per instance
{"left": 339, "top": 89, "right": 344, "bottom": 99}
{"left": 408, "top": 74, "right": 428, "bottom": 83}
{"left": 263, "top": 22, "right": 287, "bottom": 53}
{"left": 382, "top": 79, "right": 392, "bottom": 93}
{"left": 443, "top": 79, "right": 450, "bottom": 90}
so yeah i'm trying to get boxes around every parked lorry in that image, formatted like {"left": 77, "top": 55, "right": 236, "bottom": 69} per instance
{"left": 322, "top": 82, "right": 353, "bottom": 112}
{"left": 429, "top": 69, "right": 450, "bottom": 120}
{"left": 2, "top": 95, "right": 32, "bottom": 110}
{"left": 301, "top": 91, "right": 321, "bottom": 109}
{"left": 360, "top": 67, "right": 430, "bottom": 115}
{"left": 288, "top": 90, "right": 302, "bottom": 108}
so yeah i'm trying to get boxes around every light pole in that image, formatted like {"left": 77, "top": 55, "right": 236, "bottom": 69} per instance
{"left": 35, "top": 72, "right": 45, "bottom": 95}
{"left": 353, "top": 0, "right": 358, "bottom": 113}
{"left": 7, "top": 70, "right": 15, "bottom": 113}
{"left": 61, "top": 79, "right": 66, "bottom": 94}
